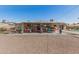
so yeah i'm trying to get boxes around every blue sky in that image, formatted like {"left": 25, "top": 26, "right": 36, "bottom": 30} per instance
{"left": 0, "top": 5, "right": 79, "bottom": 23}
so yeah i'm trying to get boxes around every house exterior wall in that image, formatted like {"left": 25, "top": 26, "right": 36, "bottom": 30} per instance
{"left": 15, "top": 22, "right": 66, "bottom": 33}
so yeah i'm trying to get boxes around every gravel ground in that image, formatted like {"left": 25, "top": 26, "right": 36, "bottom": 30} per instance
{"left": 0, "top": 33, "right": 79, "bottom": 54}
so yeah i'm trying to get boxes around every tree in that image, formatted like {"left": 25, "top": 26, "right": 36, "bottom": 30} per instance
{"left": 50, "top": 19, "right": 54, "bottom": 22}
